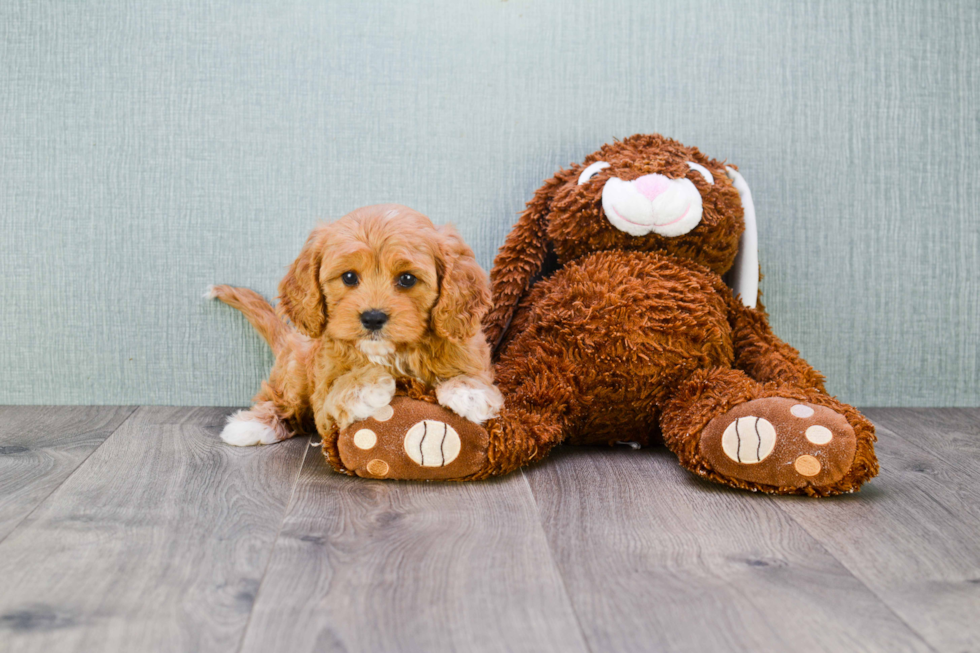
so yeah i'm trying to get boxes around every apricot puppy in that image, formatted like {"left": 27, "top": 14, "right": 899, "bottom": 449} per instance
{"left": 209, "top": 204, "right": 502, "bottom": 446}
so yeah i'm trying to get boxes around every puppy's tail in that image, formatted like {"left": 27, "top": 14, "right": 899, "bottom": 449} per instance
{"left": 207, "top": 285, "right": 289, "bottom": 355}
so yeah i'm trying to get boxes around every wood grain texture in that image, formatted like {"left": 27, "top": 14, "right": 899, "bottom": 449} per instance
{"left": 0, "top": 407, "right": 309, "bottom": 653}
{"left": 0, "top": 406, "right": 135, "bottom": 542}
{"left": 239, "top": 443, "right": 588, "bottom": 653}
{"left": 1, "top": 407, "right": 977, "bottom": 652}
{"left": 524, "top": 446, "right": 932, "bottom": 653}
{"left": 864, "top": 408, "right": 980, "bottom": 477}
{"left": 775, "top": 408, "right": 980, "bottom": 652}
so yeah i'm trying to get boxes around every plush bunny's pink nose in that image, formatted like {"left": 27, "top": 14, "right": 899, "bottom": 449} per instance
{"left": 631, "top": 173, "right": 672, "bottom": 201}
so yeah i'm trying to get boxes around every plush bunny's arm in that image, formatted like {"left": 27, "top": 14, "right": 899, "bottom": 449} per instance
{"left": 727, "top": 299, "right": 827, "bottom": 393}
{"left": 484, "top": 178, "right": 561, "bottom": 353}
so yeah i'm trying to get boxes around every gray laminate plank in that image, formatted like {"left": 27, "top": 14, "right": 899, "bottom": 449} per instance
{"left": 239, "top": 442, "right": 588, "bottom": 653}
{"left": 525, "top": 446, "right": 932, "bottom": 653}
{"left": 0, "top": 406, "right": 309, "bottom": 653}
{"left": 863, "top": 408, "right": 980, "bottom": 476}
{"left": 0, "top": 406, "right": 136, "bottom": 542}
{"left": 775, "top": 409, "right": 980, "bottom": 652}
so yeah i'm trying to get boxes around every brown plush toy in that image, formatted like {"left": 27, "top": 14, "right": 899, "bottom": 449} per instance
{"left": 327, "top": 134, "right": 878, "bottom": 496}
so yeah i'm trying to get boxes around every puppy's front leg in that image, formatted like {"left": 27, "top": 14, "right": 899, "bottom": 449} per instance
{"left": 436, "top": 375, "right": 504, "bottom": 424}
{"left": 326, "top": 368, "right": 396, "bottom": 429}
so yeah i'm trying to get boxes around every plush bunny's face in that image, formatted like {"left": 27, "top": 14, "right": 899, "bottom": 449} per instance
{"left": 545, "top": 134, "right": 745, "bottom": 275}
{"left": 484, "top": 133, "right": 760, "bottom": 351}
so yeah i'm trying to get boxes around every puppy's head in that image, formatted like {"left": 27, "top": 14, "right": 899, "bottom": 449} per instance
{"left": 278, "top": 204, "right": 490, "bottom": 350}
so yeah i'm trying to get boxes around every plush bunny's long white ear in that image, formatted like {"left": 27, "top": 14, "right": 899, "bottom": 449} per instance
{"left": 725, "top": 167, "right": 759, "bottom": 309}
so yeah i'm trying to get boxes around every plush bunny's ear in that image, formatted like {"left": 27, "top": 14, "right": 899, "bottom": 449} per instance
{"left": 482, "top": 180, "right": 559, "bottom": 352}
{"left": 725, "top": 167, "right": 759, "bottom": 309}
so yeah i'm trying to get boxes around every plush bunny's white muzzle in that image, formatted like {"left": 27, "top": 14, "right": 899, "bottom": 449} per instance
{"left": 601, "top": 173, "right": 703, "bottom": 237}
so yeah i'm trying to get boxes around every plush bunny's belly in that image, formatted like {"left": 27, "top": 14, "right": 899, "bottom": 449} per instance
{"left": 494, "top": 250, "right": 735, "bottom": 446}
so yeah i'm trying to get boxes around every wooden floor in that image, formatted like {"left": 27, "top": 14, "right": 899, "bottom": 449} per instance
{"left": 0, "top": 408, "right": 978, "bottom": 653}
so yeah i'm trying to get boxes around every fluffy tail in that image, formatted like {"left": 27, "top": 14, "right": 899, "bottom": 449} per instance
{"left": 206, "top": 285, "right": 289, "bottom": 355}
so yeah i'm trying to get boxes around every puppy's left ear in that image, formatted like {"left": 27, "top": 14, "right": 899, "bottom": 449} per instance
{"left": 278, "top": 225, "right": 330, "bottom": 338}
{"left": 432, "top": 225, "right": 491, "bottom": 342}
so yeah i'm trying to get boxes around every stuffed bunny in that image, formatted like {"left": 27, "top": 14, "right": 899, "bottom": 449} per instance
{"left": 327, "top": 134, "right": 878, "bottom": 496}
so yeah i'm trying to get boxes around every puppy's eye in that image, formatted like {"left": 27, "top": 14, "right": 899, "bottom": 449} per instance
{"left": 686, "top": 161, "right": 714, "bottom": 185}
{"left": 577, "top": 161, "right": 610, "bottom": 185}
{"left": 396, "top": 273, "right": 417, "bottom": 289}
{"left": 341, "top": 271, "right": 359, "bottom": 287}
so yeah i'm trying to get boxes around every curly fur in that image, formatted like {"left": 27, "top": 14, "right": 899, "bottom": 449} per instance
{"left": 480, "top": 134, "right": 878, "bottom": 495}
{"left": 211, "top": 204, "right": 501, "bottom": 445}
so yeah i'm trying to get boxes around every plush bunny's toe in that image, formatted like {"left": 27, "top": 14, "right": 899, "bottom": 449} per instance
{"left": 700, "top": 398, "right": 857, "bottom": 490}
{"left": 333, "top": 396, "right": 490, "bottom": 481}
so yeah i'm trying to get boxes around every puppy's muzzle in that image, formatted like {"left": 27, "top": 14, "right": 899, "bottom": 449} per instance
{"left": 360, "top": 309, "right": 389, "bottom": 332}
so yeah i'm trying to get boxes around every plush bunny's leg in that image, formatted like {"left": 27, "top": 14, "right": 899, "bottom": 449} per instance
{"left": 330, "top": 365, "right": 570, "bottom": 481}
{"left": 660, "top": 367, "right": 877, "bottom": 496}
{"left": 331, "top": 392, "right": 493, "bottom": 480}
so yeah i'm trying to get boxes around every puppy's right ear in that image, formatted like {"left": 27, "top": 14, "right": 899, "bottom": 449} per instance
{"left": 278, "top": 226, "right": 329, "bottom": 338}
{"left": 482, "top": 177, "right": 559, "bottom": 354}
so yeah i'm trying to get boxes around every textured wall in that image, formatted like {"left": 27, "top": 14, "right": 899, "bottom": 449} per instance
{"left": 1, "top": 0, "right": 977, "bottom": 406}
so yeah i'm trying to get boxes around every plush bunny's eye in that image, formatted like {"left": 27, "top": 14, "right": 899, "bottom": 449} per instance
{"left": 686, "top": 161, "right": 714, "bottom": 185}
{"left": 577, "top": 161, "right": 610, "bottom": 185}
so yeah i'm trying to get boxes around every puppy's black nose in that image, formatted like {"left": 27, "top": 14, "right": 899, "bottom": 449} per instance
{"left": 360, "top": 309, "right": 389, "bottom": 331}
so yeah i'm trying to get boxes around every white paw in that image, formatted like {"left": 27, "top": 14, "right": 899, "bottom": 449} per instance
{"left": 203, "top": 285, "right": 218, "bottom": 300}
{"left": 348, "top": 375, "right": 396, "bottom": 421}
{"left": 436, "top": 377, "right": 504, "bottom": 424}
{"left": 220, "top": 411, "right": 284, "bottom": 446}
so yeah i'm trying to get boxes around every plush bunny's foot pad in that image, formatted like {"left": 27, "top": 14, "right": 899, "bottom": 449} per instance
{"left": 335, "top": 396, "right": 490, "bottom": 480}
{"left": 700, "top": 398, "right": 857, "bottom": 490}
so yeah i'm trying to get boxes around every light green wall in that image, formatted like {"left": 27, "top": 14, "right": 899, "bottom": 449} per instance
{"left": 1, "top": 0, "right": 977, "bottom": 406}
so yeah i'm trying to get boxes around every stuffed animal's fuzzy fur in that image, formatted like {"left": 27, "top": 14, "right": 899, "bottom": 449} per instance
{"left": 328, "top": 136, "right": 878, "bottom": 496}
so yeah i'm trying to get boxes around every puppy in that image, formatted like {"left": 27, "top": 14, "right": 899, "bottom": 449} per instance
{"left": 209, "top": 204, "right": 503, "bottom": 446}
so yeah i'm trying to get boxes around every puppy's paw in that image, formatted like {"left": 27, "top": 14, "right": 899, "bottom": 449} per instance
{"left": 220, "top": 410, "right": 290, "bottom": 446}
{"left": 436, "top": 376, "right": 504, "bottom": 424}
{"left": 346, "top": 375, "right": 397, "bottom": 422}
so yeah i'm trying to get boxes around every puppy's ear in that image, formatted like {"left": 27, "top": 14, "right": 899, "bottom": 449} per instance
{"left": 277, "top": 225, "right": 329, "bottom": 338}
{"left": 482, "top": 177, "right": 557, "bottom": 353}
{"left": 432, "top": 225, "right": 491, "bottom": 343}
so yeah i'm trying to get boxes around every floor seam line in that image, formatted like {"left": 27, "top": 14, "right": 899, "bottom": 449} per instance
{"left": 769, "top": 496, "right": 941, "bottom": 653}
{"left": 233, "top": 434, "right": 312, "bottom": 653}
{"left": 0, "top": 405, "right": 140, "bottom": 548}
{"left": 870, "top": 416, "right": 979, "bottom": 477}
{"left": 520, "top": 468, "right": 594, "bottom": 653}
